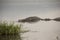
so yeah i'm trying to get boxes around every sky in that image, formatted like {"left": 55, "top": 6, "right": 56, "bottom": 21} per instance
{"left": 0, "top": 0, "right": 60, "bottom": 21}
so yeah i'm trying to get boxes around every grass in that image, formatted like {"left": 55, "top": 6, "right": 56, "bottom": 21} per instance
{"left": 0, "top": 21, "right": 29, "bottom": 35}
{"left": 0, "top": 21, "right": 29, "bottom": 40}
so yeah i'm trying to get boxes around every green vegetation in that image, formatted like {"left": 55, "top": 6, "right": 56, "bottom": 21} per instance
{"left": 0, "top": 21, "right": 29, "bottom": 40}
{"left": 0, "top": 21, "right": 29, "bottom": 35}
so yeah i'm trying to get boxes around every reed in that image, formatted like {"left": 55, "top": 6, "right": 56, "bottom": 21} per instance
{"left": 0, "top": 21, "right": 29, "bottom": 35}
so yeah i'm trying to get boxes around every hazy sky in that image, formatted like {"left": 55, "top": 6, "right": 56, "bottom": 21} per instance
{"left": 0, "top": 0, "right": 60, "bottom": 21}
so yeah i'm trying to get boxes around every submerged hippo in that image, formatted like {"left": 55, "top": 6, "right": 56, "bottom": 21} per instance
{"left": 18, "top": 16, "right": 42, "bottom": 23}
{"left": 18, "top": 16, "right": 60, "bottom": 23}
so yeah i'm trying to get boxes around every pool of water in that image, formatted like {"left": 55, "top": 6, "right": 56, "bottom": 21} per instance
{"left": 21, "top": 21, "right": 60, "bottom": 40}
{"left": 0, "top": 21, "right": 60, "bottom": 40}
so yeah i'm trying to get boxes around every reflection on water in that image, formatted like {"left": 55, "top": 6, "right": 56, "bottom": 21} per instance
{"left": 0, "top": 34, "right": 22, "bottom": 40}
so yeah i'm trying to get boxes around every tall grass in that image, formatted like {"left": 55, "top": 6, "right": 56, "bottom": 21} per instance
{"left": 0, "top": 21, "right": 29, "bottom": 35}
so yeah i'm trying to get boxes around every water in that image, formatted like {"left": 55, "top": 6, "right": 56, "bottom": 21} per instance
{"left": 21, "top": 21, "right": 60, "bottom": 40}
{"left": 0, "top": 21, "right": 60, "bottom": 40}
{"left": 0, "top": 35, "right": 21, "bottom": 40}
{"left": 0, "top": 0, "right": 60, "bottom": 40}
